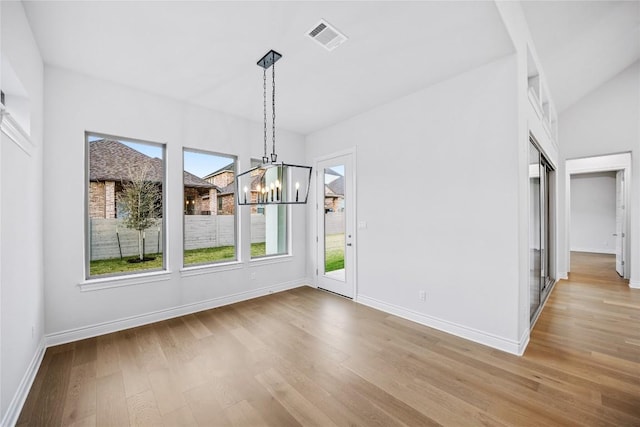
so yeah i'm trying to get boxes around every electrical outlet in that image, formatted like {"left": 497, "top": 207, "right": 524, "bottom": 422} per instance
{"left": 250, "top": 272, "right": 256, "bottom": 280}
{"left": 419, "top": 290, "right": 426, "bottom": 301}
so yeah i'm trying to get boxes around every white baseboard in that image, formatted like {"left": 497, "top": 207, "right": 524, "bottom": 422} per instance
{"left": 1, "top": 339, "right": 46, "bottom": 427}
{"left": 517, "top": 329, "right": 530, "bottom": 356}
{"left": 630, "top": 280, "right": 640, "bottom": 289}
{"left": 356, "top": 295, "right": 525, "bottom": 355}
{"left": 557, "top": 272, "right": 568, "bottom": 280}
{"left": 46, "top": 278, "right": 310, "bottom": 347}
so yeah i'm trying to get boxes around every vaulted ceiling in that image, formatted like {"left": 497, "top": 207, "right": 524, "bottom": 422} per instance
{"left": 21, "top": 1, "right": 514, "bottom": 134}
{"left": 522, "top": 0, "right": 640, "bottom": 113}
{"left": 21, "top": 1, "right": 639, "bottom": 133}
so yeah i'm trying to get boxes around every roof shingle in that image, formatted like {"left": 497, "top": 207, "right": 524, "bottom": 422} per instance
{"left": 90, "top": 139, "right": 215, "bottom": 189}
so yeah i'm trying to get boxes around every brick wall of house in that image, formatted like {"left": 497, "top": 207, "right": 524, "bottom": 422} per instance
{"left": 184, "top": 187, "right": 215, "bottom": 215}
{"left": 212, "top": 171, "right": 234, "bottom": 188}
{"left": 208, "top": 189, "right": 216, "bottom": 213}
{"left": 90, "top": 181, "right": 106, "bottom": 218}
{"left": 324, "top": 196, "right": 343, "bottom": 212}
{"left": 105, "top": 181, "right": 116, "bottom": 218}
{"left": 219, "top": 193, "right": 235, "bottom": 215}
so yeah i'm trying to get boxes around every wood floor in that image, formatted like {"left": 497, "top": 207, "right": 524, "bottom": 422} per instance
{"left": 18, "top": 252, "right": 640, "bottom": 426}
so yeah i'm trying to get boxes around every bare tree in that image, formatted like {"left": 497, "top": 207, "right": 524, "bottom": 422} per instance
{"left": 117, "top": 164, "right": 162, "bottom": 261}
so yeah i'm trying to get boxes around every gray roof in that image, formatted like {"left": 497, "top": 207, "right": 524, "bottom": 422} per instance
{"left": 203, "top": 162, "right": 235, "bottom": 180}
{"left": 219, "top": 182, "right": 236, "bottom": 195}
{"left": 184, "top": 171, "right": 217, "bottom": 189}
{"left": 326, "top": 176, "right": 344, "bottom": 196}
{"left": 89, "top": 139, "right": 215, "bottom": 189}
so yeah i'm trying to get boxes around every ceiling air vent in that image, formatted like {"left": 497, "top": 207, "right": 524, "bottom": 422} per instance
{"left": 307, "top": 19, "right": 347, "bottom": 51}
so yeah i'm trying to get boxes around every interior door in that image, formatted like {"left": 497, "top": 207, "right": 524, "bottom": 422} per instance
{"left": 316, "top": 153, "right": 355, "bottom": 298}
{"left": 615, "top": 170, "right": 625, "bottom": 276}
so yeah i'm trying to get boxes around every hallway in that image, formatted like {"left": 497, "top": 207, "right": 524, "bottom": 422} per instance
{"left": 526, "top": 251, "right": 639, "bottom": 422}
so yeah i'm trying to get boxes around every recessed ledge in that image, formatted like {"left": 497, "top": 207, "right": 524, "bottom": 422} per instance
{"left": 0, "top": 109, "right": 34, "bottom": 156}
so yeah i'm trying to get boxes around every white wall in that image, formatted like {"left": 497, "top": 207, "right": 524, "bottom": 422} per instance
{"left": 495, "top": 0, "right": 562, "bottom": 347}
{"left": 306, "top": 55, "right": 523, "bottom": 353}
{"left": 0, "top": 1, "right": 45, "bottom": 424}
{"left": 558, "top": 61, "right": 640, "bottom": 286}
{"left": 570, "top": 172, "right": 616, "bottom": 254}
{"left": 43, "top": 66, "right": 309, "bottom": 339}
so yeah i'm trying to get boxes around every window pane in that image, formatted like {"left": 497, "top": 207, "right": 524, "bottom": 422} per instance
{"left": 324, "top": 165, "right": 345, "bottom": 275}
{"left": 250, "top": 159, "right": 288, "bottom": 258}
{"left": 87, "top": 134, "right": 165, "bottom": 277}
{"left": 183, "top": 149, "right": 237, "bottom": 266}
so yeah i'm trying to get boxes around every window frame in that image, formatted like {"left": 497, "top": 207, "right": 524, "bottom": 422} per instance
{"left": 182, "top": 147, "right": 239, "bottom": 269}
{"left": 249, "top": 158, "right": 291, "bottom": 260}
{"left": 84, "top": 131, "right": 167, "bottom": 281}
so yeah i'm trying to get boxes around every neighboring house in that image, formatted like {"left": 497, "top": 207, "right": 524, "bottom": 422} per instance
{"left": 204, "top": 164, "right": 236, "bottom": 215}
{"left": 325, "top": 175, "right": 344, "bottom": 212}
{"left": 204, "top": 163, "right": 281, "bottom": 215}
{"left": 89, "top": 139, "right": 217, "bottom": 218}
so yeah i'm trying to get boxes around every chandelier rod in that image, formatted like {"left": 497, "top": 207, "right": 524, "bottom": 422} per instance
{"left": 271, "top": 59, "right": 277, "bottom": 163}
{"left": 263, "top": 68, "right": 268, "bottom": 164}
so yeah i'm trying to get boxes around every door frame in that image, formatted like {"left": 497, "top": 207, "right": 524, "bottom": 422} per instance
{"left": 565, "top": 152, "right": 631, "bottom": 279}
{"left": 314, "top": 148, "right": 357, "bottom": 299}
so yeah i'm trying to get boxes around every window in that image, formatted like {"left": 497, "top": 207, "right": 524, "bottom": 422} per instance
{"left": 250, "top": 159, "right": 288, "bottom": 258}
{"left": 86, "top": 133, "right": 165, "bottom": 278}
{"left": 183, "top": 149, "right": 237, "bottom": 266}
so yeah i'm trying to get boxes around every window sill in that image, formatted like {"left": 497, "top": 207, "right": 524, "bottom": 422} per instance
{"left": 250, "top": 254, "right": 292, "bottom": 266}
{"left": 79, "top": 270, "right": 172, "bottom": 292}
{"left": 180, "top": 261, "right": 244, "bottom": 277}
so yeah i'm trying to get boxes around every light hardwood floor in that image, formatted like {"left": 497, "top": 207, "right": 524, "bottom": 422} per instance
{"left": 18, "top": 252, "right": 640, "bottom": 426}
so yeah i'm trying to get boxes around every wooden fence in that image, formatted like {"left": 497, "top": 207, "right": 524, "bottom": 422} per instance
{"left": 90, "top": 212, "right": 344, "bottom": 260}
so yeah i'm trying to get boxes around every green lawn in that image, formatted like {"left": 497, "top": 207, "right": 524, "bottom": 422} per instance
{"left": 89, "top": 243, "right": 269, "bottom": 276}
{"left": 325, "top": 233, "right": 345, "bottom": 272}
{"left": 90, "top": 237, "right": 345, "bottom": 276}
{"left": 250, "top": 242, "right": 267, "bottom": 258}
{"left": 89, "top": 254, "right": 164, "bottom": 276}
{"left": 184, "top": 243, "right": 267, "bottom": 265}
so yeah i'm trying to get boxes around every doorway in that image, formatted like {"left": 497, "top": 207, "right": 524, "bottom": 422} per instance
{"left": 316, "top": 152, "right": 355, "bottom": 298}
{"left": 565, "top": 153, "right": 630, "bottom": 280}
{"left": 570, "top": 171, "right": 624, "bottom": 276}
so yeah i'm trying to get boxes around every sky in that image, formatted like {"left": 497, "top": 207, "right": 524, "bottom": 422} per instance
{"left": 325, "top": 165, "right": 344, "bottom": 184}
{"left": 183, "top": 150, "right": 233, "bottom": 178}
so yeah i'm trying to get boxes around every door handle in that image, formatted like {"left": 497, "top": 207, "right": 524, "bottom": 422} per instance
{"left": 347, "top": 243, "right": 352, "bottom": 246}
{"left": 613, "top": 233, "right": 618, "bottom": 236}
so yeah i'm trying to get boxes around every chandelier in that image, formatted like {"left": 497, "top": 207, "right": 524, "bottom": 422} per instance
{"left": 236, "top": 50, "right": 312, "bottom": 206}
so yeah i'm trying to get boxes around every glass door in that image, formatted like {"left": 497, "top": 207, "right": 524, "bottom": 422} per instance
{"left": 529, "top": 138, "right": 554, "bottom": 321}
{"left": 529, "top": 143, "right": 542, "bottom": 319}
{"left": 317, "top": 153, "right": 354, "bottom": 298}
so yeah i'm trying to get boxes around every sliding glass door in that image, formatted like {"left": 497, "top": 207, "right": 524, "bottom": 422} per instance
{"left": 529, "top": 138, "right": 554, "bottom": 321}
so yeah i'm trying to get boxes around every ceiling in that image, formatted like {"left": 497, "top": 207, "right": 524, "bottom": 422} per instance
{"left": 522, "top": 0, "right": 640, "bottom": 113}
{"left": 22, "top": 1, "right": 514, "bottom": 134}
{"left": 21, "top": 1, "right": 638, "bottom": 133}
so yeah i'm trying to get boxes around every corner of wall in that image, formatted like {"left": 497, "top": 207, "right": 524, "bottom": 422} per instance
{"left": 0, "top": 339, "right": 45, "bottom": 427}
{"left": 357, "top": 294, "right": 526, "bottom": 356}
